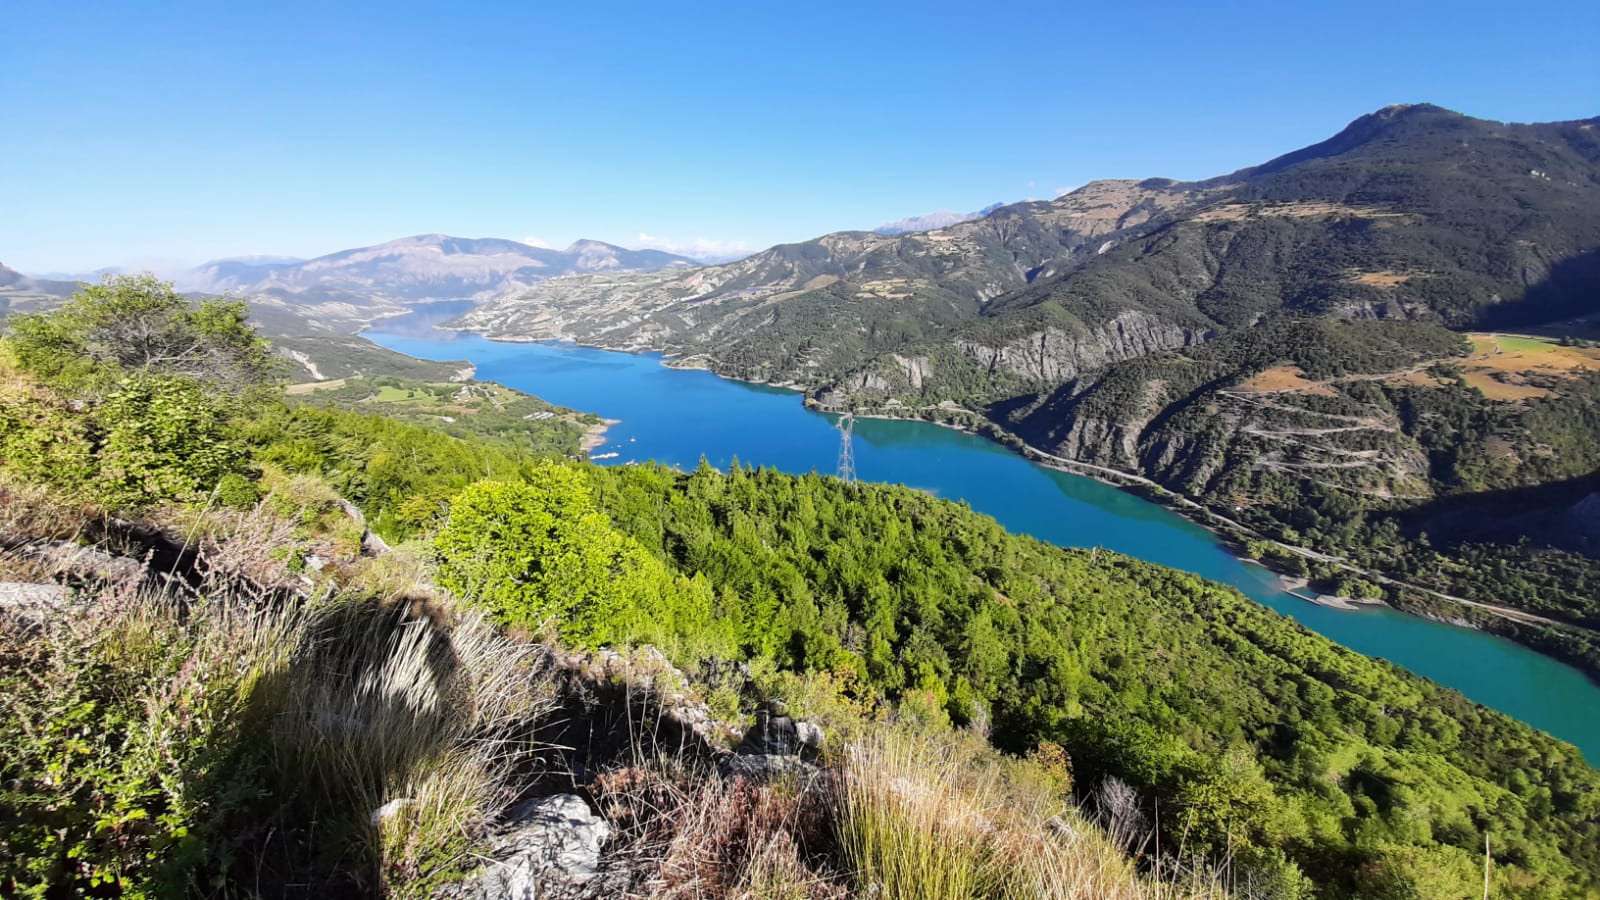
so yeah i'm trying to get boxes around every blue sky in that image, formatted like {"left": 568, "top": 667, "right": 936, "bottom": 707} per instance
{"left": 3, "top": 0, "right": 1596, "bottom": 272}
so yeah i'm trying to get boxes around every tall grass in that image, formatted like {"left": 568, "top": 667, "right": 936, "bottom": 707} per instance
{"left": 0, "top": 510, "right": 558, "bottom": 898}
{"left": 592, "top": 756, "right": 845, "bottom": 899}
{"left": 834, "top": 730, "right": 1230, "bottom": 900}
{"left": 258, "top": 595, "right": 557, "bottom": 893}
{"left": 834, "top": 733, "right": 994, "bottom": 899}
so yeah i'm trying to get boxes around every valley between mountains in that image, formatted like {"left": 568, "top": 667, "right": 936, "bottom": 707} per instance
{"left": 7, "top": 101, "right": 1600, "bottom": 899}
{"left": 452, "top": 104, "right": 1600, "bottom": 680}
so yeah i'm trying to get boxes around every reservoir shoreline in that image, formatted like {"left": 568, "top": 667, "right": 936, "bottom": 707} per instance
{"left": 650, "top": 349, "right": 1600, "bottom": 687}
{"left": 369, "top": 324, "right": 1600, "bottom": 761}
{"left": 578, "top": 341, "right": 1590, "bottom": 672}
{"left": 476, "top": 331, "right": 1600, "bottom": 685}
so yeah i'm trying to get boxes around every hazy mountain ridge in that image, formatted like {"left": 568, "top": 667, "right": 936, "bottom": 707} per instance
{"left": 0, "top": 262, "right": 80, "bottom": 296}
{"left": 180, "top": 234, "right": 695, "bottom": 303}
{"left": 7, "top": 237, "right": 700, "bottom": 335}
{"left": 874, "top": 201, "right": 1005, "bottom": 234}
{"left": 0, "top": 262, "right": 83, "bottom": 324}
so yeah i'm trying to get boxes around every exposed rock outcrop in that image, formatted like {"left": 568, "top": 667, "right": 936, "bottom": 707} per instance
{"left": 440, "top": 794, "right": 611, "bottom": 900}
{"left": 0, "top": 582, "right": 67, "bottom": 622}
{"left": 720, "top": 699, "right": 825, "bottom": 783}
{"left": 955, "top": 312, "right": 1210, "bottom": 383}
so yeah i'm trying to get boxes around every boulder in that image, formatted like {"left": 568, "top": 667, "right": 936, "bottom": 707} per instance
{"left": 734, "top": 700, "right": 823, "bottom": 759}
{"left": 721, "top": 700, "right": 825, "bottom": 783}
{"left": 795, "top": 721, "right": 824, "bottom": 752}
{"left": 721, "top": 753, "right": 823, "bottom": 785}
{"left": 441, "top": 794, "right": 611, "bottom": 900}
{"left": 22, "top": 542, "right": 142, "bottom": 583}
{"left": 0, "top": 582, "right": 66, "bottom": 618}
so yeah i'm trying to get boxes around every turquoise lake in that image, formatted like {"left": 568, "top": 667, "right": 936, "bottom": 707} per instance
{"left": 368, "top": 313, "right": 1600, "bottom": 762}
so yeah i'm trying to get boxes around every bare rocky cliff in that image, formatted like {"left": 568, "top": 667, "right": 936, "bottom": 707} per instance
{"left": 954, "top": 311, "right": 1213, "bottom": 383}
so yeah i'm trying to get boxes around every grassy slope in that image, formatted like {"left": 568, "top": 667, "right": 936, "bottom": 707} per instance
{"left": 285, "top": 375, "right": 598, "bottom": 462}
{"left": 273, "top": 334, "right": 470, "bottom": 382}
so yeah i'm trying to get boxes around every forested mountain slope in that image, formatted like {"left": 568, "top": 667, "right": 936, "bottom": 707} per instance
{"left": 816, "top": 104, "right": 1600, "bottom": 403}
{"left": 1001, "top": 317, "right": 1600, "bottom": 679}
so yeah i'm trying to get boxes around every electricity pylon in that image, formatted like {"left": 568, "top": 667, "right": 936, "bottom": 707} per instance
{"left": 836, "top": 412, "right": 856, "bottom": 483}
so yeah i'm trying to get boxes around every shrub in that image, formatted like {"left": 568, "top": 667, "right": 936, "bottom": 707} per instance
{"left": 95, "top": 374, "right": 251, "bottom": 510}
{"left": 0, "top": 588, "right": 295, "bottom": 896}
{"left": 5, "top": 273, "right": 282, "bottom": 394}
{"left": 214, "top": 472, "right": 261, "bottom": 509}
{"left": 434, "top": 465, "right": 688, "bottom": 646}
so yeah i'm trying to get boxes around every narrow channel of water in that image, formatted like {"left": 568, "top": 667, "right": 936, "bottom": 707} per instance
{"left": 366, "top": 315, "right": 1600, "bottom": 761}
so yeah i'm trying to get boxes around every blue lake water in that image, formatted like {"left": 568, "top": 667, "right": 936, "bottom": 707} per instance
{"left": 368, "top": 314, "right": 1600, "bottom": 762}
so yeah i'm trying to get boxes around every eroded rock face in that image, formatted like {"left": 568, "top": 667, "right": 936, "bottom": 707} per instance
{"left": 441, "top": 794, "right": 611, "bottom": 900}
{"left": 954, "top": 312, "right": 1209, "bottom": 384}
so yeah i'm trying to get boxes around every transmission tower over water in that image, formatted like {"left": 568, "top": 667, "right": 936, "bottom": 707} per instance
{"left": 836, "top": 412, "right": 856, "bottom": 483}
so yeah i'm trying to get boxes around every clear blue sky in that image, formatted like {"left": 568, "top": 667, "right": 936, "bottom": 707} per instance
{"left": 3, "top": 0, "right": 1596, "bottom": 272}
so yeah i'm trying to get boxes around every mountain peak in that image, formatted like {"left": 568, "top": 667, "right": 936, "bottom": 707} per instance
{"left": 875, "top": 203, "right": 1004, "bottom": 235}
{"left": 1229, "top": 103, "right": 1475, "bottom": 181}
{"left": 564, "top": 239, "right": 620, "bottom": 253}
{"left": 1375, "top": 102, "right": 1450, "bottom": 118}
{"left": 388, "top": 233, "right": 451, "bottom": 246}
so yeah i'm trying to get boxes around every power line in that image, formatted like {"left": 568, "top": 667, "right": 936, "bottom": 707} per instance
{"left": 836, "top": 412, "right": 856, "bottom": 483}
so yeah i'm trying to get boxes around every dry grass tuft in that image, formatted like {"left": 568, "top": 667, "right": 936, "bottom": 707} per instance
{"left": 256, "top": 596, "right": 559, "bottom": 894}
{"left": 835, "top": 729, "right": 1229, "bottom": 900}
{"left": 593, "top": 759, "right": 845, "bottom": 899}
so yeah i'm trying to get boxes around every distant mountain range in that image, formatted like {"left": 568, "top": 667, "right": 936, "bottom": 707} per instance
{"left": 874, "top": 203, "right": 1005, "bottom": 234}
{"left": 0, "top": 262, "right": 79, "bottom": 295}
{"left": 28, "top": 265, "right": 131, "bottom": 283}
{"left": 178, "top": 235, "right": 695, "bottom": 303}
{"left": 0, "top": 262, "right": 81, "bottom": 322}
{"left": 9, "top": 236, "right": 699, "bottom": 334}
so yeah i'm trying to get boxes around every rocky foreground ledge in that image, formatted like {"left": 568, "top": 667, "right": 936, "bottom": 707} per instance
{"left": 437, "top": 647, "right": 827, "bottom": 899}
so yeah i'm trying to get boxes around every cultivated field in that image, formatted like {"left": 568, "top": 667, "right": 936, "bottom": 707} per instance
{"left": 1236, "top": 334, "right": 1600, "bottom": 404}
